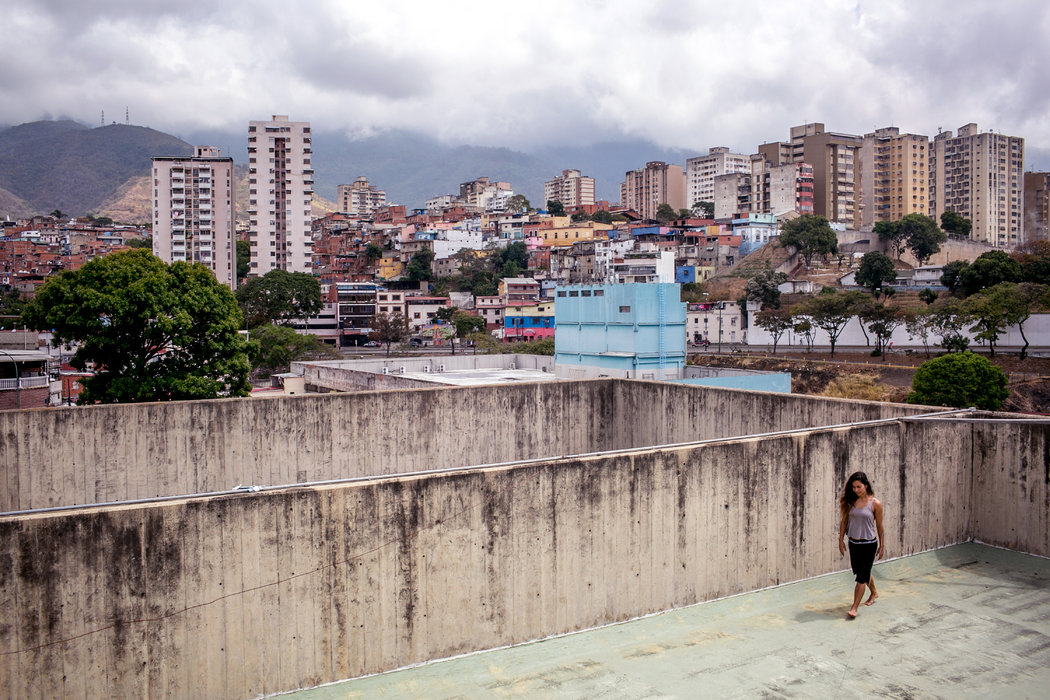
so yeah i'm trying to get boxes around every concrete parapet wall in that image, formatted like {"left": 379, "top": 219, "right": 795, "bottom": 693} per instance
{"left": 0, "top": 380, "right": 932, "bottom": 513}
{"left": 0, "top": 417, "right": 991, "bottom": 699}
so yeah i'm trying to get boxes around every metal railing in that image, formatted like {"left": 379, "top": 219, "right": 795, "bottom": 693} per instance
{"left": 0, "top": 376, "right": 49, "bottom": 390}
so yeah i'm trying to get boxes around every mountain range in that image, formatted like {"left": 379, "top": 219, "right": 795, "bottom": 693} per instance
{"left": 0, "top": 120, "right": 697, "bottom": 222}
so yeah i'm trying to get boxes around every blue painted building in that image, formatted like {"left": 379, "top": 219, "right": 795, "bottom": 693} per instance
{"left": 554, "top": 283, "right": 687, "bottom": 379}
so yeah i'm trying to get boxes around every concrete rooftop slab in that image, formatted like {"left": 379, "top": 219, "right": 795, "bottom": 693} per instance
{"left": 284, "top": 543, "right": 1050, "bottom": 699}
{"left": 399, "top": 368, "right": 560, "bottom": 386}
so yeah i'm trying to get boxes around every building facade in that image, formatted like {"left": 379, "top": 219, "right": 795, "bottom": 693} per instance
{"left": 619, "top": 161, "right": 687, "bottom": 220}
{"left": 248, "top": 115, "right": 314, "bottom": 274}
{"left": 930, "top": 123, "right": 1025, "bottom": 247}
{"left": 151, "top": 146, "right": 237, "bottom": 288}
{"left": 544, "top": 169, "right": 596, "bottom": 208}
{"left": 337, "top": 176, "right": 386, "bottom": 217}
{"left": 553, "top": 283, "right": 686, "bottom": 380}
{"left": 686, "top": 147, "right": 751, "bottom": 208}
{"left": 714, "top": 159, "right": 814, "bottom": 219}
{"left": 1024, "top": 172, "right": 1050, "bottom": 242}
{"left": 859, "top": 127, "right": 930, "bottom": 228}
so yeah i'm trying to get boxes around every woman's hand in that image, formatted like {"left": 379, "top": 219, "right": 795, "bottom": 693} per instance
{"left": 877, "top": 544, "right": 884, "bottom": 560}
{"left": 838, "top": 538, "right": 845, "bottom": 556}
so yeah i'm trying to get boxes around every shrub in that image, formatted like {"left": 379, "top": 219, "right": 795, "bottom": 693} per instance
{"left": 906, "top": 352, "right": 1008, "bottom": 410}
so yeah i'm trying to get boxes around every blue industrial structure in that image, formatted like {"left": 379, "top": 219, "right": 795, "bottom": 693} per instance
{"left": 554, "top": 283, "right": 687, "bottom": 379}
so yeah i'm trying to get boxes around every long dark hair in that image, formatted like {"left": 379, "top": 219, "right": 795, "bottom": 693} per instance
{"left": 840, "top": 471, "right": 873, "bottom": 519}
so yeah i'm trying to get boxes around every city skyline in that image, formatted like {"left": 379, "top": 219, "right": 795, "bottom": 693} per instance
{"left": 3, "top": 0, "right": 1049, "bottom": 161}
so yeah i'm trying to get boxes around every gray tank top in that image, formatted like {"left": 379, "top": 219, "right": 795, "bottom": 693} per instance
{"left": 848, "top": 499, "right": 877, "bottom": 541}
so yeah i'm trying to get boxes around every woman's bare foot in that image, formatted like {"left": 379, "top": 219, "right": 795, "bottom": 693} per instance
{"left": 864, "top": 594, "right": 879, "bottom": 606}
{"left": 847, "top": 608, "right": 858, "bottom": 618}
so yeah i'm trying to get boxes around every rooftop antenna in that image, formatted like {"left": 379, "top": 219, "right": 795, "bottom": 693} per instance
{"left": 125, "top": 107, "right": 129, "bottom": 125}
{"left": 100, "top": 110, "right": 104, "bottom": 127}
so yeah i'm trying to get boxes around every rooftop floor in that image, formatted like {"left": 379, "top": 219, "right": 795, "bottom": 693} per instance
{"left": 285, "top": 543, "right": 1050, "bottom": 699}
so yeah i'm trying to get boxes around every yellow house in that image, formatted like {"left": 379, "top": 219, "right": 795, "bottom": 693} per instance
{"left": 378, "top": 256, "right": 404, "bottom": 280}
{"left": 538, "top": 220, "right": 614, "bottom": 246}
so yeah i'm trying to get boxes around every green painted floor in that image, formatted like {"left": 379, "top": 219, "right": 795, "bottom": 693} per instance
{"left": 283, "top": 543, "right": 1050, "bottom": 699}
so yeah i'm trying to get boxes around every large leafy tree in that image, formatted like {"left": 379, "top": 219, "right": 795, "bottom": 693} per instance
{"left": 899, "top": 214, "right": 946, "bottom": 266}
{"left": 907, "top": 352, "right": 1007, "bottom": 410}
{"left": 655, "top": 203, "right": 677, "bottom": 222}
{"left": 779, "top": 214, "right": 838, "bottom": 267}
{"left": 434, "top": 306, "right": 486, "bottom": 355}
{"left": 1013, "top": 240, "right": 1050, "bottom": 285}
{"left": 858, "top": 302, "right": 903, "bottom": 354}
{"left": 754, "top": 307, "right": 793, "bottom": 353}
{"left": 959, "top": 251, "right": 1022, "bottom": 296}
{"left": 23, "top": 249, "right": 251, "bottom": 403}
{"left": 874, "top": 220, "right": 907, "bottom": 259}
{"left": 405, "top": 249, "right": 435, "bottom": 281}
{"left": 236, "top": 240, "right": 251, "bottom": 282}
{"left": 249, "top": 324, "right": 339, "bottom": 376}
{"left": 744, "top": 269, "right": 788, "bottom": 309}
{"left": 546, "top": 200, "right": 566, "bottom": 217}
{"left": 929, "top": 296, "right": 971, "bottom": 353}
{"left": 795, "top": 289, "right": 865, "bottom": 356}
{"left": 939, "top": 260, "right": 969, "bottom": 294}
{"left": 854, "top": 252, "right": 897, "bottom": 299}
{"left": 0, "top": 290, "right": 29, "bottom": 329}
{"left": 236, "top": 269, "right": 323, "bottom": 327}
{"left": 940, "top": 210, "right": 972, "bottom": 239}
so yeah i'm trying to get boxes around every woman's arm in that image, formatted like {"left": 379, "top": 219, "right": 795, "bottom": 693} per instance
{"left": 874, "top": 499, "right": 885, "bottom": 559}
{"left": 838, "top": 512, "right": 847, "bottom": 556}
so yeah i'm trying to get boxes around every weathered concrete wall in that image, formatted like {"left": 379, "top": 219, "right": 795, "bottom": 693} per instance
{"left": 0, "top": 418, "right": 976, "bottom": 699}
{"left": 971, "top": 420, "right": 1050, "bottom": 557}
{"left": 0, "top": 380, "right": 934, "bottom": 512}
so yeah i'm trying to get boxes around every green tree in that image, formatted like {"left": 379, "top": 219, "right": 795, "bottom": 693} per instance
{"left": 754, "top": 307, "right": 793, "bottom": 353}
{"left": 405, "top": 249, "right": 435, "bottom": 281}
{"left": 125, "top": 238, "right": 152, "bottom": 249}
{"left": 497, "top": 241, "right": 529, "bottom": 274}
{"left": 693, "top": 201, "right": 714, "bottom": 218}
{"left": 795, "top": 289, "right": 865, "bottom": 356}
{"left": 0, "top": 290, "right": 29, "bottom": 329}
{"left": 903, "top": 306, "right": 936, "bottom": 357}
{"left": 236, "top": 240, "right": 250, "bottom": 282}
{"left": 899, "top": 213, "right": 946, "bottom": 266}
{"left": 959, "top": 251, "right": 1022, "bottom": 296}
{"left": 236, "top": 269, "right": 323, "bottom": 328}
{"left": 906, "top": 352, "right": 1007, "bottom": 410}
{"left": 249, "top": 324, "right": 339, "bottom": 377}
{"left": 918, "top": 288, "right": 938, "bottom": 305}
{"left": 506, "top": 194, "right": 531, "bottom": 214}
{"left": 22, "top": 249, "right": 250, "bottom": 403}
{"left": 1001, "top": 282, "right": 1049, "bottom": 359}
{"left": 744, "top": 269, "right": 788, "bottom": 309}
{"left": 434, "top": 306, "right": 486, "bottom": 355}
{"left": 365, "top": 242, "right": 383, "bottom": 264}
{"left": 370, "top": 311, "right": 409, "bottom": 355}
{"left": 929, "top": 296, "right": 971, "bottom": 353}
{"left": 49, "top": 209, "right": 64, "bottom": 219}
{"left": 591, "top": 210, "right": 614, "bottom": 224}
{"left": 940, "top": 210, "right": 972, "bottom": 239}
{"left": 964, "top": 282, "right": 1045, "bottom": 358}
{"left": 858, "top": 302, "right": 903, "bottom": 354}
{"left": 546, "top": 200, "right": 566, "bottom": 217}
{"left": 779, "top": 214, "right": 838, "bottom": 267}
{"left": 678, "top": 208, "right": 693, "bottom": 219}
{"left": 655, "top": 203, "right": 677, "bottom": 222}
{"left": 939, "top": 260, "right": 969, "bottom": 294}
{"left": 791, "top": 314, "right": 816, "bottom": 351}
{"left": 854, "top": 252, "right": 897, "bottom": 299}
{"left": 1013, "top": 240, "right": 1050, "bottom": 285}
{"left": 874, "top": 220, "right": 907, "bottom": 259}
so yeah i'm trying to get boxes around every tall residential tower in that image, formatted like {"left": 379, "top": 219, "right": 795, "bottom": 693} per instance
{"left": 247, "top": 115, "right": 314, "bottom": 274}
{"left": 544, "top": 169, "right": 596, "bottom": 208}
{"left": 151, "top": 146, "right": 236, "bottom": 289}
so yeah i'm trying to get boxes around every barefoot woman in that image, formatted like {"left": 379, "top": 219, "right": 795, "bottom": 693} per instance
{"left": 838, "top": 472, "right": 884, "bottom": 618}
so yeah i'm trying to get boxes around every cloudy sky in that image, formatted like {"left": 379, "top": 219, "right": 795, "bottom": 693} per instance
{"left": 4, "top": 0, "right": 1049, "bottom": 160}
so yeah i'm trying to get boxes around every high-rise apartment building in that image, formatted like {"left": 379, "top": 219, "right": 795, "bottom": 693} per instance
{"left": 712, "top": 157, "right": 813, "bottom": 219}
{"left": 151, "top": 146, "right": 236, "bottom": 289}
{"left": 930, "top": 123, "right": 1025, "bottom": 247}
{"left": 858, "top": 127, "right": 930, "bottom": 228}
{"left": 619, "top": 161, "right": 686, "bottom": 220}
{"left": 759, "top": 123, "right": 861, "bottom": 228}
{"left": 337, "top": 176, "right": 386, "bottom": 217}
{"left": 686, "top": 147, "right": 751, "bottom": 208}
{"left": 1024, "top": 172, "right": 1050, "bottom": 242}
{"left": 544, "top": 169, "right": 596, "bottom": 208}
{"left": 247, "top": 115, "right": 314, "bottom": 274}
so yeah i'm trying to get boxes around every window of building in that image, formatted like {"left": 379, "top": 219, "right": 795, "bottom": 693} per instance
{"left": 619, "top": 306, "right": 631, "bottom": 313}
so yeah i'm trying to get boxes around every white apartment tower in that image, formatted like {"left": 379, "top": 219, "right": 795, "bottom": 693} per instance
{"left": 152, "top": 146, "right": 237, "bottom": 289}
{"left": 248, "top": 115, "right": 314, "bottom": 274}
{"left": 686, "top": 147, "right": 751, "bottom": 207}
{"left": 859, "top": 127, "right": 930, "bottom": 229}
{"left": 930, "top": 123, "right": 1025, "bottom": 247}
{"left": 544, "top": 169, "right": 596, "bottom": 208}
{"left": 337, "top": 176, "right": 387, "bottom": 217}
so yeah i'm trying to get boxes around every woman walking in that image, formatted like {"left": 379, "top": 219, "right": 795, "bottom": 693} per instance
{"left": 838, "top": 471, "right": 885, "bottom": 618}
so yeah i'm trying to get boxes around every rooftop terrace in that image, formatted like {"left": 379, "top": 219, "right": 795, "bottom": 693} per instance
{"left": 292, "top": 543, "right": 1050, "bottom": 699}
